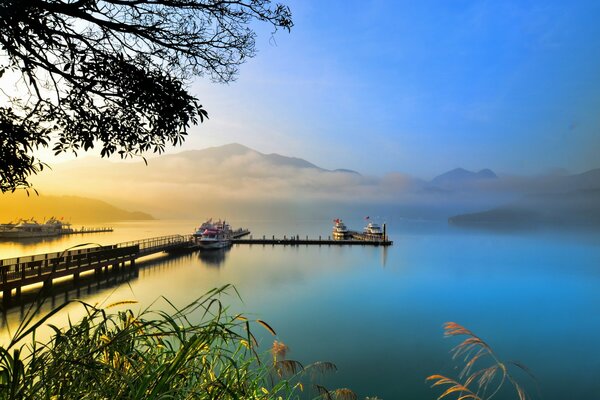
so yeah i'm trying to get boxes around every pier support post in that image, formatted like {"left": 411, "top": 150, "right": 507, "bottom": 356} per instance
{"left": 15, "top": 287, "right": 21, "bottom": 298}
{"left": 2, "top": 290, "right": 10, "bottom": 304}
{"left": 43, "top": 279, "right": 53, "bottom": 290}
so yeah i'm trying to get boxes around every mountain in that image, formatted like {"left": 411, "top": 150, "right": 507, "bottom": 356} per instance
{"left": 553, "top": 168, "right": 600, "bottom": 192}
{"left": 0, "top": 193, "right": 154, "bottom": 223}
{"left": 29, "top": 143, "right": 369, "bottom": 217}
{"left": 154, "top": 143, "right": 326, "bottom": 172}
{"left": 449, "top": 188, "right": 600, "bottom": 229}
{"left": 26, "top": 143, "right": 600, "bottom": 222}
{"left": 429, "top": 168, "right": 498, "bottom": 189}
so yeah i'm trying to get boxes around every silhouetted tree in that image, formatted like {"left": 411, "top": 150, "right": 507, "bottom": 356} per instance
{"left": 0, "top": 0, "right": 292, "bottom": 192}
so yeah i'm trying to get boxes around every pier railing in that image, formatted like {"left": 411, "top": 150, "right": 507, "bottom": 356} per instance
{"left": 0, "top": 245, "right": 139, "bottom": 293}
{"left": 116, "top": 235, "right": 191, "bottom": 256}
{"left": 0, "top": 235, "right": 195, "bottom": 302}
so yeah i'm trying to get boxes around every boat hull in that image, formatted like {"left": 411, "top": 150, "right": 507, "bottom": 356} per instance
{"left": 333, "top": 231, "right": 349, "bottom": 240}
{"left": 197, "top": 239, "right": 232, "bottom": 250}
{"left": 0, "top": 231, "right": 64, "bottom": 238}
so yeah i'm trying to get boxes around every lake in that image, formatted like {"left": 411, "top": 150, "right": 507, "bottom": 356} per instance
{"left": 1, "top": 216, "right": 599, "bottom": 399}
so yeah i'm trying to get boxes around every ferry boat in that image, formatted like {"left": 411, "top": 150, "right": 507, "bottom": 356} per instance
{"left": 193, "top": 219, "right": 232, "bottom": 249}
{"left": 0, "top": 218, "right": 73, "bottom": 239}
{"left": 194, "top": 218, "right": 214, "bottom": 236}
{"left": 332, "top": 219, "right": 349, "bottom": 240}
{"left": 363, "top": 221, "right": 383, "bottom": 236}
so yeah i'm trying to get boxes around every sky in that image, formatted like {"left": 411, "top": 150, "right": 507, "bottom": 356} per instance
{"left": 166, "top": 0, "right": 600, "bottom": 178}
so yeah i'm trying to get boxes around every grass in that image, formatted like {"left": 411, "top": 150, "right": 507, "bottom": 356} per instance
{"left": 0, "top": 287, "right": 536, "bottom": 400}
{"left": 427, "top": 322, "right": 537, "bottom": 400}
{"left": 0, "top": 285, "right": 364, "bottom": 400}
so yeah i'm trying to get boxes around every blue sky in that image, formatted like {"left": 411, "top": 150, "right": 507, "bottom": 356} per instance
{"left": 183, "top": 0, "right": 600, "bottom": 178}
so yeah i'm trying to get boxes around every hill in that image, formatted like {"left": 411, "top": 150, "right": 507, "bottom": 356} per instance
{"left": 449, "top": 189, "right": 600, "bottom": 229}
{"left": 0, "top": 193, "right": 154, "bottom": 223}
{"left": 429, "top": 168, "right": 498, "bottom": 189}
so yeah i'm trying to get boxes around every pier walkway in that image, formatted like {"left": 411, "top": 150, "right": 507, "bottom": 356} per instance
{"left": 0, "top": 235, "right": 190, "bottom": 303}
{"left": 1, "top": 228, "right": 390, "bottom": 303}
{"left": 233, "top": 233, "right": 392, "bottom": 246}
{"left": 68, "top": 227, "right": 114, "bottom": 234}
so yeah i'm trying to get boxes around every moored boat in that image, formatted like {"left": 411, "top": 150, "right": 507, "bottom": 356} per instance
{"left": 0, "top": 217, "right": 73, "bottom": 239}
{"left": 332, "top": 218, "right": 349, "bottom": 240}
{"left": 363, "top": 222, "right": 383, "bottom": 235}
{"left": 193, "top": 219, "right": 232, "bottom": 250}
{"left": 194, "top": 218, "right": 214, "bottom": 236}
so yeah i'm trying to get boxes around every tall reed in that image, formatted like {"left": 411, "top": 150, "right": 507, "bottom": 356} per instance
{"left": 427, "top": 322, "right": 536, "bottom": 400}
{"left": 0, "top": 285, "right": 367, "bottom": 400}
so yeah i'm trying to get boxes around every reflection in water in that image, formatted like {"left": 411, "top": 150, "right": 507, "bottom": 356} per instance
{"left": 0, "top": 267, "right": 140, "bottom": 330}
{"left": 0, "top": 252, "right": 196, "bottom": 328}
{"left": 0, "top": 236, "right": 67, "bottom": 246}
{"left": 381, "top": 245, "right": 388, "bottom": 267}
{"left": 1, "top": 220, "right": 600, "bottom": 400}
{"left": 198, "top": 247, "right": 231, "bottom": 267}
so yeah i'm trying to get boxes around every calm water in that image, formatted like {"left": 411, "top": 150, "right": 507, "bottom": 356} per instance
{"left": 1, "top": 217, "right": 599, "bottom": 399}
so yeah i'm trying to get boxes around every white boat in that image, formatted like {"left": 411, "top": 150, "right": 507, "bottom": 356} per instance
{"left": 363, "top": 221, "right": 383, "bottom": 236}
{"left": 194, "top": 218, "right": 214, "bottom": 236}
{"left": 193, "top": 219, "right": 232, "bottom": 249}
{"left": 332, "top": 219, "right": 349, "bottom": 240}
{"left": 0, "top": 218, "right": 73, "bottom": 239}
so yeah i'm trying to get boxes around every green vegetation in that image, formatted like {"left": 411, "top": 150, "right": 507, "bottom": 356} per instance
{"left": 0, "top": 285, "right": 362, "bottom": 400}
{"left": 0, "top": 287, "right": 534, "bottom": 400}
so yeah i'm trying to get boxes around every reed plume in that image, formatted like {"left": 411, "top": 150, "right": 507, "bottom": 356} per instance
{"left": 427, "top": 322, "right": 535, "bottom": 400}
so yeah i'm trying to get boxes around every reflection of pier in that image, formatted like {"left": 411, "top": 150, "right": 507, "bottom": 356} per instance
{"left": 0, "top": 235, "right": 193, "bottom": 304}
{"left": 0, "top": 252, "right": 196, "bottom": 322}
{"left": 1, "top": 226, "right": 391, "bottom": 303}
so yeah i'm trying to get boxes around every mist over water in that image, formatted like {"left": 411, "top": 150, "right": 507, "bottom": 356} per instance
{"left": 1, "top": 212, "right": 599, "bottom": 399}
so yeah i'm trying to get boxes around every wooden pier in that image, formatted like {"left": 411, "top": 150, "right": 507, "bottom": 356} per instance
{"left": 1, "top": 227, "right": 391, "bottom": 303}
{"left": 233, "top": 233, "right": 392, "bottom": 246}
{"left": 0, "top": 235, "right": 191, "bottom": 304}
{"left": 68, "top": 227, "right": 114, "bottom": 234}
{"left": 231, "top": 228, "right": 250, "bottom": 238}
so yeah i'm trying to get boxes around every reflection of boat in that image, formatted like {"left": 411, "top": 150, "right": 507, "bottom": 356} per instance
{"left": 332, "top": 219, "right": 349, "bottom": 240}
{"left": 198, "top": 246, "right": 230, "bottom": 267}
{"left": 0, "top": 218, "right": 73, "bottom": 238}
{"left": 193, "top": 219, "right": 232, "bottom": 250}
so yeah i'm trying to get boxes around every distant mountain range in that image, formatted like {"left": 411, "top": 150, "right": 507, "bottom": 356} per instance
{"left": 429, "top": 168, "right": 498, "bottom": 188}
{"left": 24, "top": 143, "right": 600, "bottom": 225}
{"left": 448, "top": 170, "right": 600, "bottom": 229}
{"left": 449, "top": 188, "right": 600, "bottom": 229}
{"left": 151, "top": 143, "right": 361, "bottom": 176}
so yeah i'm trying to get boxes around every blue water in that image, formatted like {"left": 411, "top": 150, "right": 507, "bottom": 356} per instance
{"left": 1, "top": 218, "right": 599, "bottom": 399}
